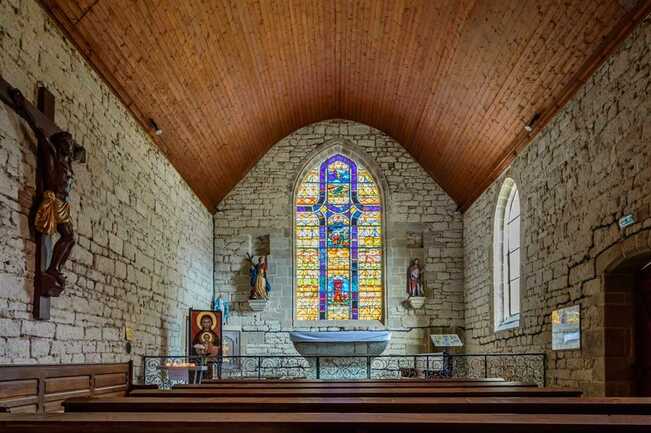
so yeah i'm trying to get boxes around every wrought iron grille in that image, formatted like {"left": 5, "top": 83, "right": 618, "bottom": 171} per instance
{"left": 143, "top": 353, "right": 545, "bottom": 388}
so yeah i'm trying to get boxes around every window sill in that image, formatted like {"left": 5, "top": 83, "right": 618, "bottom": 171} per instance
{"left": 495, "top": 316, "right": 520, "bottom": 333}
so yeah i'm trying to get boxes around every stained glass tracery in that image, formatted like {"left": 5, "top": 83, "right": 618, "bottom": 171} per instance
{"left": 295, "top": 154, "right": 383, "bottom": 321}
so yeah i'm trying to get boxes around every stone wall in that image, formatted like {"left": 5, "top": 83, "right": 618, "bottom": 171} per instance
{"left": 463, "top": 14, "right": 651, "bottom": 395}
{"left": 0, "top": 1, "right": 213, "bottom": 372}
{"left": 214, "top": 119, "right": 464, "bottom": 357}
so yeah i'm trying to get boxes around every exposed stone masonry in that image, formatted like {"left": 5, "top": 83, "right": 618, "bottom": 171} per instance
{"left": 2, "top": 0, "right": 650, "bottom": 396}
{"left": 463, "top": 15, "right": 651, "bottom": 395}
{"left": 0, "top": 1, "right": 213, "bottom": 371}
{"left": 214, "top": 119, "right": 464, "bottom": 356}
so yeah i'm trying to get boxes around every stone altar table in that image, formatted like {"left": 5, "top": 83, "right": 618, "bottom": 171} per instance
{"left": 289, "top": 331, "right": 391, "bottom": 356}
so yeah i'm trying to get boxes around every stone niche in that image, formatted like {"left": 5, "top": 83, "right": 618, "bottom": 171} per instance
{"left": 289, "top": 331, "right": 391, "bottom": 356}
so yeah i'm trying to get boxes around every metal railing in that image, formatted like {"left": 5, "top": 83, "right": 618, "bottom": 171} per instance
{"left": 143, "top": 353, "right": 545, "bottom": 389}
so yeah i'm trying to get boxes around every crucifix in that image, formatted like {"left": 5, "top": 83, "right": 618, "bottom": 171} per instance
{"left": 0, "top": 77, "right": 86, "bottom": 320}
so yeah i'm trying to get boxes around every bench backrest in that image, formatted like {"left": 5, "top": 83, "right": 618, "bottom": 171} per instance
{"left": 2, "top": 411, "right": 649, "bottom": 432}
{"left": 173, "top": 381, "right": 533, "bottom": 389}
{"left": 0, "top": 362, "right": 132, "bottom": 414}
{"left": 62, "top": 395, "right": 651, "bottom": 415}
{"left": 202, "top": 378, "right": 506, "bottom": 384}
{"left": 130, "top": 386, "right": 581, "bottom": 398}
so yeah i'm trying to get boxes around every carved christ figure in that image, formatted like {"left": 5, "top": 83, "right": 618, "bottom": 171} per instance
{"left": 10, "top": 88, "right": 86, "bottom": 296}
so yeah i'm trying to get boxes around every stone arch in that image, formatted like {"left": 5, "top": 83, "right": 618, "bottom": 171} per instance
{"left": 492, "top": 177, "right": 522, "bottom": 331}
{"left": 601, "top": 230, "right": 651, "bottom": 396}
{"left": 291, "top": 137, "right": 391, "bottom": 210}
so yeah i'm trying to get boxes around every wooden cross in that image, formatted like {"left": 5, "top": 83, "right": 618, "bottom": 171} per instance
{"left": 0, "top": 78, "right": 64, "bottom": 138}
{"left": 1, "top": 76, "right": 83, "bottom": 320}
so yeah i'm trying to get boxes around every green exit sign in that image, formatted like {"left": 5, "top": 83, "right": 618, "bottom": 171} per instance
{"left": 618, "top": 214, "right": 636, "bottom": 229}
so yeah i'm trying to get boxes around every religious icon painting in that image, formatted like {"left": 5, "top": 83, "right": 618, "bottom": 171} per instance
{"left": 187, "top": 309, "right": 223, "bottom": 358}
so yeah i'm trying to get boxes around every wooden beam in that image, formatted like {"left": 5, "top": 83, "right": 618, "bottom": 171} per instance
{"left": 0, "top": 78, "right": 62, "bottom": 138}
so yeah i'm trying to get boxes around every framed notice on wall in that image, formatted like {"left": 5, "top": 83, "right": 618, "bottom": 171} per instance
{"left": 430, "top": 334, "right": 463, "bottom": 348}
{"left": 187, "top": 309, "right": 223, "bottom": 358}
{"left": 552, "top": 305, "right": 580, "bottom": 351}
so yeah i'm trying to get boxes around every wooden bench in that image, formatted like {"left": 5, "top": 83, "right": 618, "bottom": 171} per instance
{"left": 202, "top": 377, "right": 506, "bottom": 384}
{"left": 63, "top": 395, "right": 651, "bottom": 415}
{"left": 1, "top": 411, "right": 650, "bottom": 432}
{"left": 173, "top": 380, "right": 531, "bottom": 389}
{"left": 128, "top": 386, "right": 582, "bottom": 398}
{"left": 0, "top": 362, "right": 132, "bottom": 414}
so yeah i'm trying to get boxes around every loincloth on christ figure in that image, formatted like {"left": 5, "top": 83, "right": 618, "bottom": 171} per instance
{"left": 35, "top": 191, "right": 71, "bottom": 235}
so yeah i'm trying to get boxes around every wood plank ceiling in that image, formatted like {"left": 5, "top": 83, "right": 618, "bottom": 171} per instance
{"left": 40, "top": 0, "right": 650, "bottom": 211}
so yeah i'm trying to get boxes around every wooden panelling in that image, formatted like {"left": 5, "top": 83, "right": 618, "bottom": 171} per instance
{"left": 44, "top": 376, "right": 90, "bottom": 395}
{"left": 44, "top": 401, "right": 65, "bottom": 414}
{"left": 4, "top": 404, "right": 38, "bottom": 414}
{"left": 95, "top": 373, "right": 127, "bottom": 390}
{"left": 38, "top": 0, "right": 651, "bottom": 211}
{"left": 0, "top": 380, "right": 37, "bottom": 399}
{"left": 0, "top": 362, "right": 131, "bottom": 414}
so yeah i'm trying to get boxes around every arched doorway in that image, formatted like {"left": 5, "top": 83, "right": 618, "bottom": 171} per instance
{"left": 604, "top": 251, "right": 651, "bottom": 396}
{"left": 637, "top": 259, "right": 651, "bottom": 395}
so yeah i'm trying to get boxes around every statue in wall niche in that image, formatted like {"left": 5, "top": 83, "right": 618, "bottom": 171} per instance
{"left": 407, "top": 258, "right": 425, "bottom": 298}
{"left": 9, "top": 88, "right": 86, "bottom": 298}
{"left": 246, "top": 253, "right": 271, "bottom": 300}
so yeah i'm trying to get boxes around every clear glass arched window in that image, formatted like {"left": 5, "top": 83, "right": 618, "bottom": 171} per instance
{"left": 294, "top": 153, "right": 383, "bottom": 321}
{"left": 494, "top": 179, "right": 520, "bottom": 330}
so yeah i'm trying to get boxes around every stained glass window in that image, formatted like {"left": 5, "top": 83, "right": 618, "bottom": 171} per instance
{"left": 295, "top": 154, "right": 383, "bottom": 321}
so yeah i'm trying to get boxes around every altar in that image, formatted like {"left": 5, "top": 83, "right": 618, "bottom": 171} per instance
{"left": 289, "top": 331, "right": 391, "bottom": 356}
{"left": 159, "top": 364, "right": 208, "bottom": 385}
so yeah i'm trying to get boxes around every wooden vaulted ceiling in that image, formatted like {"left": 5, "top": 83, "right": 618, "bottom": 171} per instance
{"left": 41, "top": 0, "right": 650, "bottom": 211}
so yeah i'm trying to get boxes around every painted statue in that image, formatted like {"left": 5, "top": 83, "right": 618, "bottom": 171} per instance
{"left": 213, "top": 294, "right": 230, "bottom": 324}
{"left": 407, "top": 258, "right": 424, "bottom": 297}
{"left": 10, "top": 88, "right": 86, "bottom": 297}
{"left": 247, "top": 254, "right": 271, "bottom": 300}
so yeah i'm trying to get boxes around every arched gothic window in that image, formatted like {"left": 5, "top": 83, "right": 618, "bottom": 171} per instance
{"left": 493, "top": 179, "right": 521, "bottom": 330}
{"left": 294, "top": 153, "right": 383, "bottom": 321}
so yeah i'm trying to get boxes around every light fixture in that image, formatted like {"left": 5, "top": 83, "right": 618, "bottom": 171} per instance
{"left": 149, "top": 118, "right": 163, "bottom": 136}
{"left": 524, "top": 112, "right": 541, "bottom": 132}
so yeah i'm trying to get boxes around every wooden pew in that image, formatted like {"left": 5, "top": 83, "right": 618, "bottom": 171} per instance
{"left": 202, "top": 377, "right": 506, "bottom": 384}
{"left": 0, "top": 362, "right": 132, "bottom": 414}
{"left": 128, "top": 386, "right": 582, "bottom": 398}
{"left": 1, "top": 411, "right": 650, "bottom": 433}
{"left": 175, "top": 379, "right": 523, "bottom": 389}
{"left": 63, "top": 395, "right": 651, "bottom": 415}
